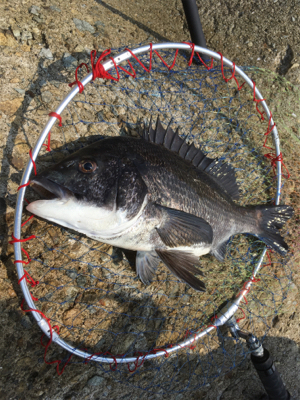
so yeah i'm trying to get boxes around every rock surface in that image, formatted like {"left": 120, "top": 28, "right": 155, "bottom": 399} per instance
{"left": 0, "top": 1, "right": 300, "bottom": 400}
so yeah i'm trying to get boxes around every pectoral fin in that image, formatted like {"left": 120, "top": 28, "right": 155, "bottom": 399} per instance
{"left": 155, "top": 204, "right": 213, "bottom": 248}
{"left": 156, "top": 249, "right": 206, "bottom": 292}
{"left": 136, "top": 251, "right": 161, "bottom": 285}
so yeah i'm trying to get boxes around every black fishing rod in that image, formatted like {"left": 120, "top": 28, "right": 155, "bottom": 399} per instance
{"left": 223, "top": 311, "right": 292, "bottom": 399}
{"left": 181, "top": 0, "right": 207, "bottom": 49}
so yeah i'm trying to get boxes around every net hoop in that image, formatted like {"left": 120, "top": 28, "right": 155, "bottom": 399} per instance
{"left": 13, "top": 42, "right": 282, "bottom": 365}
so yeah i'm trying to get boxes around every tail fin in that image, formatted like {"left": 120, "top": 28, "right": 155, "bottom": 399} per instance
{"left": 255, "top": 205, "right": 294, "bottom": 255}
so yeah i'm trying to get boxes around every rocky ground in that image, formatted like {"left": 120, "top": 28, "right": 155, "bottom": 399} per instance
{"left": 0, "top": 0, "right": 300, "bottom": 399}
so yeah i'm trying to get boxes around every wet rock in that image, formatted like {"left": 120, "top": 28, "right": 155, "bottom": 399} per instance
{"left": 32, "top": 15, "right": 45, "bottom": 24}
{"left": 76, "top": 275, "right": 87, "bottom": 287}
{"left": 39, "top": 48, "right": 53, "bottom": 59}
{"left": 66, "top": 269, "right": 78, "bottom": 279}
{"left": 42, "top": 90, "right": 52, "bottom": 103}
{"left": 88, "top": 306, "right": 98, "bottom": 314}
{"left": 28, "top": 5, "right": 40, "bottom": 16}
{"left": 31, "top": 27, "right": 40, "bottom": 40}
{"left": 11, "top": 28, "right": 21, "bottom": 39}
{"left": 14, "top": 88, "right": 26, "bottom": 95}
{"left": 21, "top": 31, "right": 32, "bottom": 43}
{"left": 87, "top": 375, "right": 105, "bottom": 386}
{"left": 62, "top": 52, "right": 77, "bottom": 69}
{"left": 39, "top": 78, "right": 47, "bottom": 86}
{"left": 95, "top": 21, "right": 105, "bottom": 28}
{"left": 41, "top": 90, "right": 52, "bottom": 103}
{"left": 20, "top": 315, "right": 32, "bottom": 329}
{"left": 73, "top": 18, "right": 95, "bottom": 34}
{"left": 50, "top": 5, "right": 61, "bottom": 12}
{"left": 49, "top": 80, "right": 61, "bottom": 88}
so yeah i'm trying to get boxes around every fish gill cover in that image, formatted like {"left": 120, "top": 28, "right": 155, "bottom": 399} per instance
{"left": 11, "top": 44, "right": 297, "bottom": 392}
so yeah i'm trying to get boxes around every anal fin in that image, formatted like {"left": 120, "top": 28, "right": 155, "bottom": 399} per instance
{"left": 156, "top": 249, "right": 206, "bottom": 292}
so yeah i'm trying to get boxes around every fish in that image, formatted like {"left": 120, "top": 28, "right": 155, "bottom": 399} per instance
{"left": 26, "top": 117, "right": 294, "bottom": 292}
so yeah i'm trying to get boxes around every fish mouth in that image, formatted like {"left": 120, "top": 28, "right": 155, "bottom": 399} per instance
{"left": 30, "top": 176, "right": 74, "bottom": 201}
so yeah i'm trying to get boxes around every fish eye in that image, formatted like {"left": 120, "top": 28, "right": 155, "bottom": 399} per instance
{"left": 79, "top": 160, "right": 97, "bottom": 173}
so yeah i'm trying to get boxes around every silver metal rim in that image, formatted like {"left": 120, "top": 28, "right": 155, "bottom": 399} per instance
{"left": 13, "top": 42, "right": 282, "bottom": 364}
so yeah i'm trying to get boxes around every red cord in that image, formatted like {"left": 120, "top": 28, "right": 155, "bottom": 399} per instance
{"left": 195, "top": 52, "right": 214, "bottom": 70}
{"left": 252, "top": 81, "right": 266, "bottom": 120}
{"left": 127, "top": 346, "right": 169, "bottom": 373}
{"left": 20, "top": 300, "right": 72, "bottom": 375}
{"left": 85, "top": 351, "right": 118, "bottom": 371}
{"left": 218, "top": 52, "right": 236, "bottom": 83}
{"left": 21, "top": 215, "right": 34, "bottom": 228}
{"left": 9, "top": 234, "right": 36, "bottom": 244}
{"left": 29, "top": 149, "right": 37, "bottom": 175}
{"left": 116, "top": 60, "right": 136, "bottom": 78}
{"left": 183, "top": 330, "right": 198, "bottom": 350}
{"left": 236, "top": 308, "right": 246, "bottom": 323}
{"left": 264, "top": 152, "right": 290, "bottom": 179}
{"left": 18, "top": 182, "right": 31, "bottom": 190}
{"left": 125, "top": 44, "right": 153, "bottom": 73}
{"left": 232, "top": 74, "right": 245, "bottom": 91}
{"left": 91, "top": 49, "right": 120, "bottom": 81}
{"left": 154, "top": 49, "right": 179, "bottom": 70}
{"left": 49, "top": 112, "right": 62, "bottom": 126}
{"left": 68, "top": 63, "right": 90, "bottom": 93}
{"left": 42, "top": 131, "right": 51, "bottom": 152}
{"left": 18, "top": 269, "right": 39, "bottom": 286}
{"left": 183, "top": 42, "right": 214, "bottom": 70}
{"left": 10, "top": 234, "right": 36, "bottom": 266}
{"left": 14, "top": 248, "right": 32, "bottom": 265}
{"left": 262, "top": 113, "right": 276, "bottom": 150}
{"left": 183, "top": 42, "right": 195, "bottom": 66}
{"left": 234, "top": 276, "right": 261, "bottom": 322}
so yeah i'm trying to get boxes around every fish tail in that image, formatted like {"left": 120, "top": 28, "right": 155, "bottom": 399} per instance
{"left": 253, "top": 204, "right": 294, "bottom": 255}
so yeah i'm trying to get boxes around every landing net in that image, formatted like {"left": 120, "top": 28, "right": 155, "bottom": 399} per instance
{"left": 11, "top": 43, "right": 296, "bottom": 392}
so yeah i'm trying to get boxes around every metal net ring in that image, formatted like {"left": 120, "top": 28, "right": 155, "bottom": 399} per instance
{"left": 12, "top": 43, "right": 287, "bottom": 371}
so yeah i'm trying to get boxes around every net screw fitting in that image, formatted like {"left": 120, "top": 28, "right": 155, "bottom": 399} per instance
{"left": 246, "top": 334, "right": 264, "bottom": 357}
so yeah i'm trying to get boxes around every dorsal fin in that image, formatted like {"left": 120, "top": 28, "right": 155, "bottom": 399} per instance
{"left": 142, "top": 117, "right": 240, "bottom": 200}
{"left": 204, "top": 159, "right": 240, "bottom": 200}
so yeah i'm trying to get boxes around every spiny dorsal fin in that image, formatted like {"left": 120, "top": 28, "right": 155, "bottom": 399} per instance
{"left": 143, "top": 117, "right": 239, "bottom": 200}
{"left": 204, "top": 159, "right": 240, "bottom": 200}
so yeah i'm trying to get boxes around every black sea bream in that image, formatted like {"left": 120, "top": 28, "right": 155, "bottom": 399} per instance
{"left": 27, "top": 118, "right": 294, "bottom": 291}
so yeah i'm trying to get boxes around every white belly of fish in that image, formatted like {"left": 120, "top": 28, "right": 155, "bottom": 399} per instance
{"left": 27, "top": 196, "right": 155, "bottom": 251}
{"left": 27, "top": 197, "right": 212, "bottom": 256}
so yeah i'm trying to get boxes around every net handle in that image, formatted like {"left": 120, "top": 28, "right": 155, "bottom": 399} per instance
{"left": 13, "top": 42, "right": 281, "bottom": 364}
